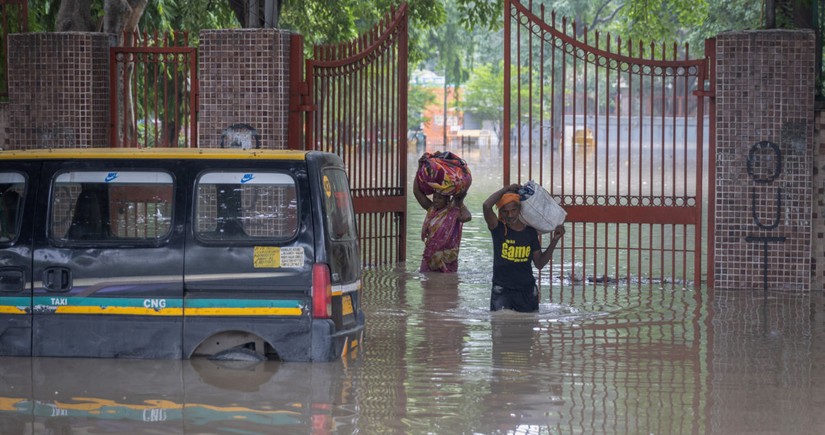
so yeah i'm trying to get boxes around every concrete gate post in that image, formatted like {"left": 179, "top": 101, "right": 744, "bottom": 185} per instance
{"left": 714, "top": 30, "right": 816, "bottom": 291}
{"left": 5, "top": 33, "right": 115, "bottom": 150}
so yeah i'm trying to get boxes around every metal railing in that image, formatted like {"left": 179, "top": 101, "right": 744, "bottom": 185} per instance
{"left": 291, "top": 4, "right": 409, "bottom": 268}
{"left": 110, "top": 31, "right": 198, "bottom": 148}
{"left": 504, "top": 0, "right": 711, "bottom": 290}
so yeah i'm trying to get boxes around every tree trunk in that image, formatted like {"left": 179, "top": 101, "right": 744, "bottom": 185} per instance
{"left": 103, "top": 0, "right": 148, "bottom": 42}
{"left": 229, "top": 0, "right": 284, "bottom": 28}
{"left": 443, "top": 66, "right": 448, "bottom": 147}
{"left": 107, "top": 1, "right": 148, "bottom": 147}
{"left": 765, "top": 0, "right": 776, "bottom": 28}
{"left": 56, "top": 0, "right": 96, "bottom": 31}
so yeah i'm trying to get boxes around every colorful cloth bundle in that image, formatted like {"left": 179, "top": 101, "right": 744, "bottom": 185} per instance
{"left": 416, "top": 151, "right": 472, "bottom": 196}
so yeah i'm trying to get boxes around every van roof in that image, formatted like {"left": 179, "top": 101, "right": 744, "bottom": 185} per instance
{"left": 0, "top": 148, "right": 312, "bottom": 161}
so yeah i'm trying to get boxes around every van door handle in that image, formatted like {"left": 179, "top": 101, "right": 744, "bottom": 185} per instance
{"left": 43, "top": 267, "right": 72, "bottom": 292}
{"left": 0, "top": 268, "right": 25, "bottom": 293}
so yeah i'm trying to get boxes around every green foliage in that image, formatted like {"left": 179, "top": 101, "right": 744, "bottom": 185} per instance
{"left": 142, "top": 0, "right": 240, "bottom": 40}
{"left": 275, "top": 0, "right": 445, "bottom": 65}
{"left": 29, "top": 0, "right": 59, "bottom": 32}
{"left": 455, "top": 0, "right": 502, "bottom": 31}
{"left": 620, "top": 0, "right": 707, "bottom": 42}
{"left": 461, "top": 62, "right": 502, "bottom": 121}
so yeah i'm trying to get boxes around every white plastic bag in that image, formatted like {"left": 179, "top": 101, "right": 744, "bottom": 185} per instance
{"left": 518, "top": 181, "right": 566, "bottom": 234}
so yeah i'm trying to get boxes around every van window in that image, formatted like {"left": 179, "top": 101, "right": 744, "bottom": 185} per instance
{"left": 322, "top": 169, "right": 356, "bottom": 241}
{"left": 195, "top": 171, "right": 298, "bottom": 241}
{"left": 0, "top": 172, "right": 25, "bottom": 242}
{"left": 50, "top": 171, "right": 174, "bottom": 242}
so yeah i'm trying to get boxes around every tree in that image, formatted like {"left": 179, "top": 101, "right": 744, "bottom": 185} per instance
{"left": 409, "top": 84, "right": 438, "bottom": 131}
{"left": 54, "top": 0, "right": 148, "bottom": 39}
{"left": 461, "top": 61, "right": 545, "bottom": 146}
{"left": 461, "top": 63, "right": 504, "bottom": 145}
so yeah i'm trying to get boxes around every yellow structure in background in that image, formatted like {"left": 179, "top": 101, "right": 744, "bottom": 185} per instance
{"left": 573, "top": 128, "right": 594, "bottom": 146}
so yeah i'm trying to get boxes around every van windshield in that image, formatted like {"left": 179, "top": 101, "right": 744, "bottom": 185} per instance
{"left": 322, "top": 169, "right": 356, "bottom": 241}
{"left": 195, "top": 171, "right": 298, "bottom": 241}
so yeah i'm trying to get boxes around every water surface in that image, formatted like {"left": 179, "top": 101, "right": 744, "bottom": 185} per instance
{"left": 2, "top": 148, "right": 824, "bottom": 434}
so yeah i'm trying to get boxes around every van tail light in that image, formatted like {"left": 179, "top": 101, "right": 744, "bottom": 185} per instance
{"left": 312, "top": 263, "right": 332, "bottom": 318}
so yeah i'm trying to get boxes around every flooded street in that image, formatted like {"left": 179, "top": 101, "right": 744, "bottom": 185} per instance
{"left": 3, "top": 149, "right": 825, "bottom": 434}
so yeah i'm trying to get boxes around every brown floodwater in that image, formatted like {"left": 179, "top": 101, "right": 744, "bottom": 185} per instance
{"left": 3, "top": 149, "right": 825, "bottom": 434}
{"left": 2, "top": 278, "right": 824, "bottom": 434}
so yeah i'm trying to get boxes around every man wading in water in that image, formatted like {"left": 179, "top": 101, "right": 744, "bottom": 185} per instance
{"left": 483, "top": 184, "right": 565, "bottom": 312}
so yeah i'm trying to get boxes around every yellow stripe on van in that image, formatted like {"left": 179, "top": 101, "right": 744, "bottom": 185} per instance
{"left": 54, "top": 306, "right": 184, "bottom": 316}
{"left": 0, "top": 397, "right": 26, "bottom": 411}
{"left": 0, "top": 148, "right": 310, "bottom": 161}
{"left": 0, "top": 306, "right": 27, "bottom": 314}
{"left": 49, "top": 306, "right": 303, "bottom": 316}
{"left": 185, "top": 307, "right": 303, "bottom": 316}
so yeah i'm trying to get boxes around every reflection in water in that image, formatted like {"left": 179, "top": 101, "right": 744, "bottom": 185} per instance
{"left": 3, "top": 268, "right": 825, "bottom": 433}
{"left": 0, "top": 357, "right": 357, "bottom": 434}
{"left": 3, "top": 150, "right": 825, "bottom": 433}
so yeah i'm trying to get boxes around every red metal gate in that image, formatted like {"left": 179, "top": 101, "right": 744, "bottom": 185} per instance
{"left": 290, "top": 5, "right": 409, "bottom": 268}
{"left": 504, "top": 0, "right": 710, "bottom": 290}
{"left": 110, "top": 31, "right": 198, "bottom": 148}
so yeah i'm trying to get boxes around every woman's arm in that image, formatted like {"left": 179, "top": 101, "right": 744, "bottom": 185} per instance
{"left": 413, "top": 180, "right": 432, "bottom": 210}
{"left": 454, "top": 191, "right": 472, "bottom": 223}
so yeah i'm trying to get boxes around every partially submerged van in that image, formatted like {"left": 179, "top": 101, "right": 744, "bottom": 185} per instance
{"left": 0, "top": 148, "right": 364, "bottom": 361}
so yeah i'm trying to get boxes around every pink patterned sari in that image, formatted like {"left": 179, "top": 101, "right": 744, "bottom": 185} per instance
{"left": 420, "top": 205, "right": 464, "bottom": 273}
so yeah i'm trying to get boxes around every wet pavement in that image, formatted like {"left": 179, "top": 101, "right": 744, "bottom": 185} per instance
{"left": 3, "top": 150, "right": 825, "bottom": 434}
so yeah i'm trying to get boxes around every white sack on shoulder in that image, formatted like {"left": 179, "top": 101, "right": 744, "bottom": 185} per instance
{"left": 518, "top": 182, "right": 566, "bottom": 234}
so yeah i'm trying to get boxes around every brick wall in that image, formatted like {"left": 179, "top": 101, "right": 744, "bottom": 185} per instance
{"left": 6, "top": 33, "right": 114, "bottom": 150}
{"left": 714, "top": 30, "right": 816, "bottom": 291}
{"left": 198, "top": 29, "right": 291, "bottom": 149}
{"left": 813, "top": 108, "right": 825, "bottom": 290}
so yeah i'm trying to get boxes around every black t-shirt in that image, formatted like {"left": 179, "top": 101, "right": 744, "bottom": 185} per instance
{"left": 490, "top": 221, "right": 540, "bottom": 290}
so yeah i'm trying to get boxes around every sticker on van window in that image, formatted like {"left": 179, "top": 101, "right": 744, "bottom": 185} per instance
{"left": 253, "top": 246, "right": 304, "bottom": 268}
{"left": 323, "top": 175, "right": 332, "bottom": 198}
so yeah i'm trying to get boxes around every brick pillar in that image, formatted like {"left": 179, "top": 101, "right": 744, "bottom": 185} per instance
{"left": 198, "top": 29, "right": 291, "bottom": 149}
{"left": 6, "top": 33, "right": 114, "bottom": 150}
{"left": 813, "top": 108, "right": 825, "bottom": 290}
{"left": 714, "top": 30, "right": 816, "bottom": 291}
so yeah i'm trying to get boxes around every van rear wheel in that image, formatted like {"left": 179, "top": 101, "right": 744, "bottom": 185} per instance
{"left": 192, "top": 331, "right": 278, "bottom": 361}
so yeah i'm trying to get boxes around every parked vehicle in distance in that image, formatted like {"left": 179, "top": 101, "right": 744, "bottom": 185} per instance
{"left": 0, "top": 148, "right": 363, "bottom": 361}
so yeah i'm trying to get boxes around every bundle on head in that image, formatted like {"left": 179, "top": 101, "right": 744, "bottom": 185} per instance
{"left": 416, "top": 151, "right": 472, "bottom": 196}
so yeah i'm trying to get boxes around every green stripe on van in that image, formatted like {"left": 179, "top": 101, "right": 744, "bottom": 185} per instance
{"left": 26, "top": 297, "right": 303, "bottom": 317}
